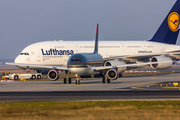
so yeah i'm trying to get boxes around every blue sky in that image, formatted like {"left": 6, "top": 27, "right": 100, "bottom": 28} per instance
{"left": 0, "top": 0, "right": 178, "bottom": 59}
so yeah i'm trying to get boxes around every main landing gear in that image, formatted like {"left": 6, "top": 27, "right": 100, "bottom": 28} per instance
{"left": 102, "top": 73, "right": 110, "bottom": 83}
{"left": 63, "top": 78, "right": 71, "bottom": 84}
{"left": 64, "top": 71, "right": 71, "bottom": 84}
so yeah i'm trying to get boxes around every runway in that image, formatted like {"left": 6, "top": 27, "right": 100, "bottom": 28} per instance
{"left": 0, "top": 73, "right": 180, "bottom": 102}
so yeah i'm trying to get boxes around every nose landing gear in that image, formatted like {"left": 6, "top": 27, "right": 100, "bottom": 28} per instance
{"left": 75, "top": 74, "right": 80, "bottom": 84}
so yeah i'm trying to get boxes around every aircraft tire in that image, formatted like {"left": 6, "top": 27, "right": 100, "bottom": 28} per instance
{"left": 107, "top": 78, "right": 110, "bottom": 83}
{"left": 68, "top": 78, "right": 71, "bottom": 84}
{"left": 64, "top": 78, "right": 67, "bottom": 84}
{"left": 119, "top": 73, "right": 122, "bottom": 77}
{"left": 102, "top": 76, "right": 105, "bottom": 83}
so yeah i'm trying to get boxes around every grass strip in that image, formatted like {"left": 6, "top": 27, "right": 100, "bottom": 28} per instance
{"left": 0, "top": 101, "right": 180, "bottom": 120}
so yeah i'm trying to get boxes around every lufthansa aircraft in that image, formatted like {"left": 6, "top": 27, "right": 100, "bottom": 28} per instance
{"left": 7, "top": 0, "right": 180, "bottom": 84}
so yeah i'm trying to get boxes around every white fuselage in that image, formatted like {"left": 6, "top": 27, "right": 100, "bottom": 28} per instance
{"left": 14, "top": 40, "right": 180, "bottom": 68}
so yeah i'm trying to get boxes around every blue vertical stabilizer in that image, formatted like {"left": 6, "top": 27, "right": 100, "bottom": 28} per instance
{"left": 150, "top": 0, "right": 180, "bottom": 44}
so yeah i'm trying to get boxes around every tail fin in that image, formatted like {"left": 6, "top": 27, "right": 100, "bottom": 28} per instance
{"left": 150, "top": 0, "right": 180, "bottom": 44}
{"left": 94, "top": 24, "right": 99, "bottom": 54}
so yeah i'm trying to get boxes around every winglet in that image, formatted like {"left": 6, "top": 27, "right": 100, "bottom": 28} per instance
{"left": 94, "top": 24, "right": 99, "bottom": 54}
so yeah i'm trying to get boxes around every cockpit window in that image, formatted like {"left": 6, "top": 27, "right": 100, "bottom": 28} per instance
{"left": 70, "top": 59, "right": 84, "bottom": 62}
{"left": 20, "top": 53, "right": 29, "bottom": 55}
{"left": 68, "top": 54, "right": 87, "bottom": 63}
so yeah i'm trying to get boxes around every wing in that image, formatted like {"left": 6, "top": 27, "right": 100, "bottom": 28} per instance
{"left": 6, "top": 62, "right": 68, "bottom": 70}
{"left": 94, "top": 61, "right": 172, "bottom": 71}
{"left": 103, "top": 52, "right": 180, "bottom": 63}
{"left": 169, "top": 52, "right": 180, "bottom": 55}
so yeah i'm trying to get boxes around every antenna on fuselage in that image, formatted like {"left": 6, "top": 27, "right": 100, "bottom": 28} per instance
{"left": 93, "top": 24, "right": 99, "bottom": 54}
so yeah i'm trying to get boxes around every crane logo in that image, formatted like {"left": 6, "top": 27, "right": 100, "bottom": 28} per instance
{"left": 168, "top": 12, "right": 179, "bottom": 32}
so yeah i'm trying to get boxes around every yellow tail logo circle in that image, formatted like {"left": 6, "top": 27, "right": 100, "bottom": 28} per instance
{"left": 168, "top": 12, "right": 179, "bottom": 32}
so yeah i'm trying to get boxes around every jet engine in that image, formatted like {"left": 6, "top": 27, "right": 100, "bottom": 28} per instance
{"left": 35, "top": 70, "right": 50, "bottom": 75}
{"left": 107, "top": 69, "right": 119, "bottom": 80}
{"left": 104, "top": 60, "right": 127, "bottom": 73}
{"left": 150, "top": 56, "right": 173, "bottom": 69}
{"left": 47, "top": 70, "right": 59, "bottom": 81}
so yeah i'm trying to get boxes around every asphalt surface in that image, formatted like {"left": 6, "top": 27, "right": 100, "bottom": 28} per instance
{"left": 0, "top": 73, "right": 180, "bottom": 102}
{"left": 0, "top": 91, "right": 180, "bottom": 102}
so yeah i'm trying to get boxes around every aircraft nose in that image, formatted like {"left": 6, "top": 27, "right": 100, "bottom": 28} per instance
{"left": 68, "top": 67, "right": 89, "bottom": 75}
{"left": 14, "top": 55, "right": 20, "bottom": 63}
{"left": 14, "top": 55, "right": 23, "bottom": 63}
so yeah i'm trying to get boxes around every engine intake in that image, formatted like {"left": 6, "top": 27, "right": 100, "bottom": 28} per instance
{"left": 150, "top": 56, "right": 173, "bottom": 69}
{"left": 107, "top": 69, "right": 118, "bottom": 80}
{"left": 47, "top": 70, "right": 59, "bottom": 81}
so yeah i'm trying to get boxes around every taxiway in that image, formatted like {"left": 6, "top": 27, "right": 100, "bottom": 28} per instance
{"left": 0, "top": 73, "right": 180, "bottom": 92}
{"left": 0, "top": 73, "right": 180, "bottom": 102}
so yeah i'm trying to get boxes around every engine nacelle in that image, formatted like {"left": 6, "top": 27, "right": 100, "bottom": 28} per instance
{"left": 150, "top": 56, "right": 173, "bottom": 69}
{"left": 47, "top": 70, "right": 59, "bottom": 81}
{"left": 104, "top": 60, "right": 127, "bottom": 73}
{"left": 35, "top": 70, "right": 50, "bottom": 75}
{"left": 107, "top": 69, "right": 119, "bottom": 80}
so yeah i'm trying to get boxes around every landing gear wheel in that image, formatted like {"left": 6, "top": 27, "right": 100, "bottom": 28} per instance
{"left": 102, "top": 76, "right": 105, "bottom": 83}
{"left": 119, "top": 73, "right": 122, "bottom": 77}
{"left": 75, "top": 80, "right": 80, "bottom": 84}
{"left": 75, "top": 74, "right": 80, "bottom": 85}
{"left": 78, "top": 80, "right": 80, "bottom": 84}
{"left": 107, "top": 78, "right": 110, "bottom": 83}
{"left": 64, "top": 78, "right": 67, "bottom": 84}
{"left": 68, "top": 78, "right": 71, "bottom": 84}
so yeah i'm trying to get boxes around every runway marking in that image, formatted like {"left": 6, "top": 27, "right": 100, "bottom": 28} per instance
{"left": 1, "top": 83, "right": 107, "bottom": 91}
{"left": 2, "top": 86, "right": 60, "bottom": 92}
{"left": 62, "top": 82, "right": 109, "bottom": 86}
{"left": 1, "top": 82, "right": 104, "bottom": 91}
{"left": 62, "top": 84, "right": 78, "bottom": 87}
{"left": 131, "top": 84, "right": 160, "bottom": 91}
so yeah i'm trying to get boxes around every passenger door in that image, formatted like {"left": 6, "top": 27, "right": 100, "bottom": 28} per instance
{"left": 36, "top": 53, "right": 41, "bottom": 62}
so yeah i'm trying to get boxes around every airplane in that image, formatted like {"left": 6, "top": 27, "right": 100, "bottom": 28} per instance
{"left": 7, "top": 23, "right": 171, "bottom": 84}
{"left": 6, "top": 0, "right": 180, "bottom": 84}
